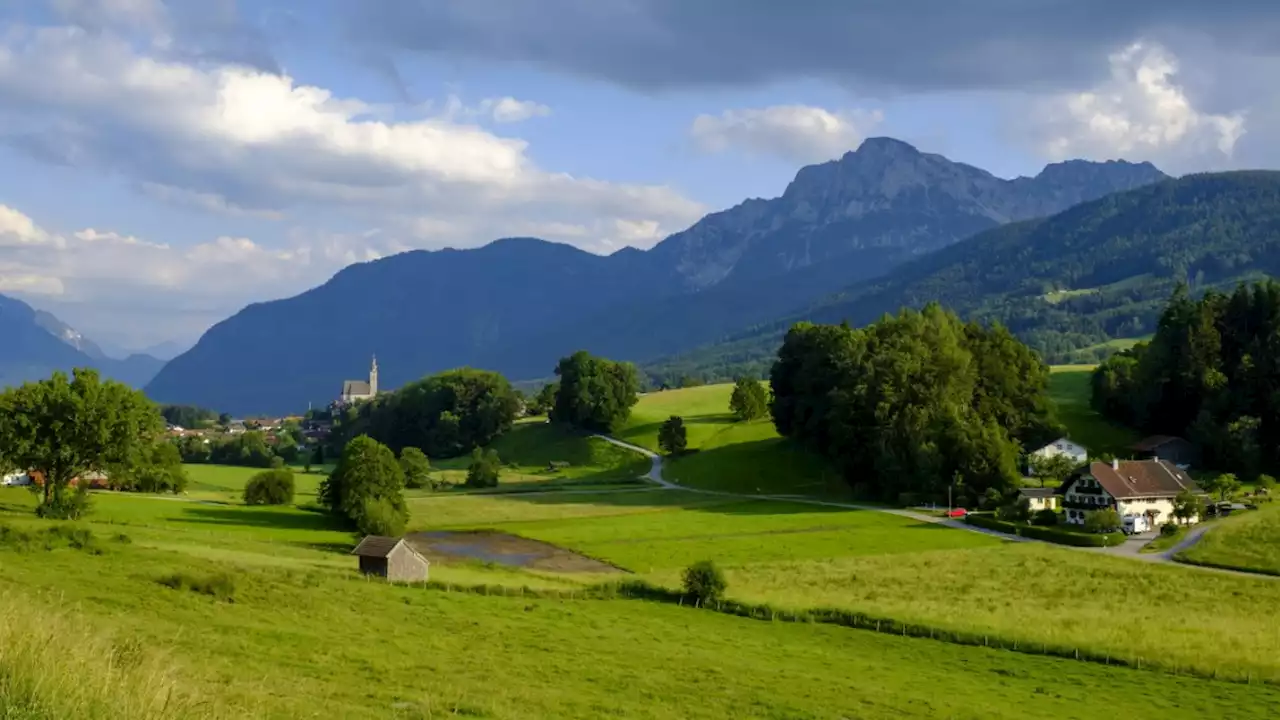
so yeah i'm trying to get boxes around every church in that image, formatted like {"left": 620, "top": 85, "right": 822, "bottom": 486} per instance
{"left": 339, "top": 356, "right": 380, "bottom": 405}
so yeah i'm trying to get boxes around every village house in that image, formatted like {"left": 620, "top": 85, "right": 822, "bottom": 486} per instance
{"left": 351, "top": 535, "right": 429, "bottom": 582}
{"left": 1018, "top": 487, "right": 1059, "bottom": 512}
{"left": 1131, "top": 435, "right": 1199, "bottom": 467}
{"left": 1028, "top": 437, "right": 1088, "bottom": 465}
{"left": 1057, "top": 459, "right": 1202, "bottom": 527}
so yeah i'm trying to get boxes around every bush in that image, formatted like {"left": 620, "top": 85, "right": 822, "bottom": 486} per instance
{"left": 996, "top": 497, "right": 1032, "bottom": 523}
{"left": 965, "top": 513, "right": 1125, "bottom": 547}
{"left": 729, "top": 377, "right": 769, "bottom": 422}
{"left": 657, "top": 415, "right": 688, "bottom": 456}
{"left": 465, "top": 448, "right": 502, "bottom": 488}
{"left": 157, "top": 571, "right": 237, "bottom": 601}
{"left": 36, "top": 483, "right": 92, "bottom": 520}
{"left": 1084, "top": 508, "right": 1122, "bottom": 534}
{"left": 399, "top": 446, "right": 433, "bottom": 490}
{"left": 0, "top": 523, "right": 101, "bottom": 553}
{"left": 1032, "top": 508, "right": 1059, "bottom": 526}
{"left": 1160, "top": 522, "right": 1180, "bottom": 537}
{"left": 243, "top": 468, "right": 296, "bottom": 506}
{"left": 681, "top": 560, "right": 727, "bottom": 605}
{"left": 356, "top": 497, "right": 407, "bottom": 537}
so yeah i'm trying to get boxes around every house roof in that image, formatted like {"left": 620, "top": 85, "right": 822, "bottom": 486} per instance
{"left": 351, "top": 536, "right": 402, "bottom": 558}
{"left": 1131, "top": 435, "right": 1187, "bottom": 452}
{"left": 342, "top": 380, "right": 371, "bottom": 396}
{"left": 1019, "top": 487, "right": 1057, "bottom": 499}
{"left": 351, "top": 536, "right": 431, "bottom": 564}
{"left": 1084, "top": 460, "right": 1200, "bottom": 499}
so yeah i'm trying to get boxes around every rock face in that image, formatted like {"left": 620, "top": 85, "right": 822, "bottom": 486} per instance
{"left": 145, "top": 138, "right": 1169, "bottom": 415}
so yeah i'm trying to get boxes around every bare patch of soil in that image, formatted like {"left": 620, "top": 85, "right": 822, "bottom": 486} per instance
{"left": 405, "top": 530, "right": 625, "bottom": 574}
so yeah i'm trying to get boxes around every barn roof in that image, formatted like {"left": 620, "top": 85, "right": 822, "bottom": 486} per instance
{"left": 351, "top": 536, "right": 402, "bottom": 558}
{"left": 1084, "top": 460, "right": 1200, "bottom": 500}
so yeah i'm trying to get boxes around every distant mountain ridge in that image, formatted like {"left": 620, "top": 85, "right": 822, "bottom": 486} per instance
{"left": 0, "top": 297, "right": 164, "bottom": 389}
{"left": 644, "top": 171, "right": 1280, "bottom": 382}
{"left": 145, "top": 138, "right": 1168, "bottom": 415}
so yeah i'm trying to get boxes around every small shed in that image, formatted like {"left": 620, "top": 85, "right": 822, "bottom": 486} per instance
{"left": 351, "top": 536, "right": 430, "bottom": 583}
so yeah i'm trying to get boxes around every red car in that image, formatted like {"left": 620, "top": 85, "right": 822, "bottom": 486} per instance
{"left": 946, "top": 508, "right": 968, "bottom": 518}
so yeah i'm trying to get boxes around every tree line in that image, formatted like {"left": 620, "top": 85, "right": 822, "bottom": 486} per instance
{"left": 1094, "top": 281, "right": 1280, "bottom": 478}
{"left": 769, "top": 305, "right": 1063, "bottom": 504}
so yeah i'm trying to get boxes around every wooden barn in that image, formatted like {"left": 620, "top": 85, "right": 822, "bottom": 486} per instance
{"left": 351, "top": 536, "right": 430, "bottom": 582}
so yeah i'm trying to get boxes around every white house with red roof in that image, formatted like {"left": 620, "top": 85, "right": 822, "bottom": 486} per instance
{"left": 1057, "top": 459, "right": 1203, "bottom": 527}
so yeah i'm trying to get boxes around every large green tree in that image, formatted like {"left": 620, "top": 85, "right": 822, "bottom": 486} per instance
{"left": 770, "top": 306, "right": 1061, "bottom": 502}
{"left": 550, "top": 351, "right": 639, "bottom": 433}
{"left": 320, "top": 435, "right": 408, "bottom": 534}
{"left": 1093, "top": 281, "right": 1280, "bottom": 477}
{"left": 0, "top": 368, "right": 163, "bottom": 516}
{"left": 333, "top": 368, "right": 520, "bottom": 459}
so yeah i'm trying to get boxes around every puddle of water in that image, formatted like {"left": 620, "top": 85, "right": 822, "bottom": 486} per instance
{"left": 427, "top": 542, "right": 543, "bottom": 568}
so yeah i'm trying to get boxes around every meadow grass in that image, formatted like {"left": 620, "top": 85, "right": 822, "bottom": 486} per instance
{"left": 0, "top": 523, "right": 1273, "bottom": 719}
{"left": 619, "top": 384, "right": 847, "bottom": 498}
{"left": 0, "top": 590, "right": 232, "bottom": 719}
{"left": 430, "top": 421, "right": 649, "bottom": 488}
{"left": 426, "top": 487, "right": 1280, "bottom": 684}
{"left": 1178, "top": 503, "right": 1280, "bottom": 576}
{"left": 1047, "top": 365, "right": 1141, "bottom": 456}
{"left": 184, "top": 463, "right": 325, "bottom": 502}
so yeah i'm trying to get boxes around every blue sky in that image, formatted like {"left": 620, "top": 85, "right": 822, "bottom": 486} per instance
{"left": 0, "top": 0, "right": 1276, "bottom": 354}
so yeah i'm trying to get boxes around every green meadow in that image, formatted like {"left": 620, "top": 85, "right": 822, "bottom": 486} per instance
{"left": 1178, "top": 503, "right": 1280, "bottom": 576}
{"left": 1046, "top": 365, "right": 1141, "bottom": 456}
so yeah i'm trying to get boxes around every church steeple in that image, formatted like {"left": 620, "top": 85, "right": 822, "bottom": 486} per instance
{"left": 369, "top": 355, "right": 378, "bottom": 396}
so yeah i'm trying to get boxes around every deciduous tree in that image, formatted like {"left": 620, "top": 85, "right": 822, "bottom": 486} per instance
{"left": 399, "top": 447, "right": 433, "bottom": 490}
{"left": 657, "top": 416, "right": 687, "bottom": 456}
{"left": 0, "top": 369, "right": 162, "bottom": 518}
{"left": 320, "top": 435, "right": 408, "bottom": 532}
{"left": 550, "top": 351, "right": 639, "bottom": 433}
{"left": 729, "top": 377, "right": 769, "bottom": 422}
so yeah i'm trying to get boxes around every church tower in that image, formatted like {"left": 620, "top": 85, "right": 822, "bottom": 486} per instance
{"left": 369, "top": 355, "right": 379, "bottom": 396}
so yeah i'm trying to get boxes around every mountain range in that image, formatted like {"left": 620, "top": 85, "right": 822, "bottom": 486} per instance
{"left": 0, "top": 296, "right": 164, "bottom": 389}
{"left": 144, "top": 137, "right": 1168, "bottom": 415}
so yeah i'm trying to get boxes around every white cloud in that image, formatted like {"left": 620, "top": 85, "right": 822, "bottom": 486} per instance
{"left": 1033, "top": 42, "right": 1246, "bottom": 171}
{"left": 0, "top": 203, "right": 391, "bottom": 347}
{"left": 0, "top": 25, "right": 703, "bottom": 254}
{"left": 689, "top": 105, "right": 884, "bottom": 164}
{"left": 478, "top": 96, "right": 552, "bottom": 123}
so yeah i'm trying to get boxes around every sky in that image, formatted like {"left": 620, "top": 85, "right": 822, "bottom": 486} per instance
{"left": 0, "top": 0, "right": 1277, "bottom": 355}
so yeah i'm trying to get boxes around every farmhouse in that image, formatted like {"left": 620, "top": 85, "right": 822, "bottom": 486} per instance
{"left": 1131, "top": 435, "right": 1199, "bottom": 467}
{"left": 351, "top": 535, "right": 429, "bottom": 582}
{"left": 1018, "top": 487, "right": 1059, "bottom": 511}
{"left": 1028, "top": 437, "right": 1088, "bottom": 465}
{"left": 1057, "top": 459, "right": 1202, "bottom": 527}
{"left": 339, "top": 356, "right": 380, "bottom": 406}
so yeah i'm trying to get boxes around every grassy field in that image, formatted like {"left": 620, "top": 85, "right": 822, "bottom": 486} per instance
{"left": 1178, "top": 504, "right": 1280, "bottom": 576}
{"left": 427, "top": 489, "right": 1280, "bottom": 684}
{"left": 431, "top": 420, "right": 649, "bottom": 489}
{"left": 618, "top": 385, "right": 847, "bottom": 498}
{"left": 2, "top": 487, "right": 1277, "bottom": 718}
{"left": 1047, "top": 365, "right": 1140, "bottom": 456}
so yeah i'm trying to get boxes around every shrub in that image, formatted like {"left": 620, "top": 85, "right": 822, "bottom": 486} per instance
{"left": 157, "top": 571, "right": 237, "bottom": 601}
{"left": 465, "top": 448, "right": 501, "bottom": 488}
{"left": 1032, "top": 508, "right": 1059, "bottom": 526}
{"left": 243, "top": 468, "right": 296, "bottom": 506}
{"left": 356, "top": 497, "right": 407, "bottom": 537}
{"left": 996, "top": 497, "right": 1032, "bottom": 523}
{"left": 729, "top": 377, "right": 769, "bottom": 422}
{"left": 657, "top": 416, "right": 688, "bottom": 456}
{"left": 681, "top": 560, "right": 727, "bottom": 605}
{"left": 36, "top": 483, "right": 92, "bottom": 520}
{"left": 1160, "top": 522, "right": 1180, "bottom": 537}
{"left": 0, "top": 523, "right": 102, "bottom": 553}
{"left": 399, "top": 446, "right": 433, "bottom": 490}
{"left": 1084, "top": 508, "right": 1122, "bottom": 534}
{"left": 965, "top": 513, "right": 1124, "bottom": 547}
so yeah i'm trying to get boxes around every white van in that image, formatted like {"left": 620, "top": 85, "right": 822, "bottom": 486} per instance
{"left": 1122, "top": 514, "right": 1150, "bottom": 535}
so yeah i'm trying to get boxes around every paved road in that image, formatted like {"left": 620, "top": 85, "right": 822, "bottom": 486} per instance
{"left": 594, "top": 434, "right": 1280, "bottom": 580}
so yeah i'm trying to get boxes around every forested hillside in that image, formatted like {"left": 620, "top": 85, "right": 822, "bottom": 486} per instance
{"left": 648, "top": 172, "right": 1280, "bottom": 383}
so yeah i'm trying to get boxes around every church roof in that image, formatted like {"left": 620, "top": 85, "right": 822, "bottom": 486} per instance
{"left": 342, "top": 380, "right": 371, "bottom": 396}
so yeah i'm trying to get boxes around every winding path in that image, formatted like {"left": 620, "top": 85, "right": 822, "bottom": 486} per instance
{"left": 593, "top": 434, "right": 1280, "bottom": 580}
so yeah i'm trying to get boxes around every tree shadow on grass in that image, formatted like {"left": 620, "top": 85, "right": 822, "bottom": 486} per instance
{"left": 172, "top": 506, "right": 348, "bottom": 533}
